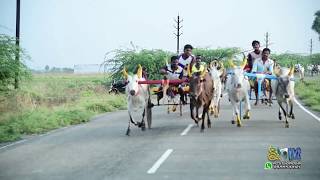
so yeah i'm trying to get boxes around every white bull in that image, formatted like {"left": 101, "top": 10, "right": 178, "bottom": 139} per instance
{"left": 208, "top": 60, "right": 225, "bottom": 118}
{"left": 226, "top": 59, "right": 251, "bottom": 127}
{"left": 294, "top": 64, "right": 304, "bottom": 81}
{"left": 123, "top": 65, "right": 150, "bottom": 136}
{"left": 272, "top": 66, "right": 295, "bottom": 128}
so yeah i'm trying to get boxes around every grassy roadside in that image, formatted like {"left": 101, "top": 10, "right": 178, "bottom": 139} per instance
{"left": 0, "top": 74, "right": 126, "bottom": 143}
{"left": 295, "top": 76, "right": 320, "bottom": 112}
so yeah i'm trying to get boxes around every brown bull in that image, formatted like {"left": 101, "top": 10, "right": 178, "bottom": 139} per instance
{"left": 189, "top": 67, "right": 214, "bottom": 132}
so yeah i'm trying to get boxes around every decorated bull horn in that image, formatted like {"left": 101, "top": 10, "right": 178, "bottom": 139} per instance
{"left": 122, "top": 67, "right": 128, "bottom": 79}
{"left": 137, "top": 64, "right": 143, "bottom": 79}
{"left": 219, "top": 61, "right": 224, "bottom": 70}
{"left": 187, "top": 64, "right": 192, "bottom": 77}
{"left": 228, "top": 59, "right": 236, "bottom": 68}
{"left": 200, "top": 64, "right": 207, "bottom": 78}
{"left": 288, "top": 65, "right": 294, "bottom": 76}
{"left": 241, "top": 58, "right": 247, "bottom": 69}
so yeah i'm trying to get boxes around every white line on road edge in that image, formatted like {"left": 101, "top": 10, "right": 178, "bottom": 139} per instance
{"left": 147, "top": 149, "right": 173, "bottom": 174}
{"left": 180, "top": 124, "right": 194, "bottom": 136}
{"left": 294, "top": 98, "right": 320, "bottom": 122}
{"left": 0, "top": 139, "right": 27, "bottom": 150}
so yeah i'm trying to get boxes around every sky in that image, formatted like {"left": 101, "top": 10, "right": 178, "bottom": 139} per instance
{"left": 0, "top": 0, "right": 320, "bottom": 69}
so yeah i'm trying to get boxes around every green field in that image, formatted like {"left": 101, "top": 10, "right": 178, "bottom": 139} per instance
{"left": 295, "top": 76, "right": 320, "bottom": 112}
{"left": 0, "top": 74, "right": 126, "bottom": 143}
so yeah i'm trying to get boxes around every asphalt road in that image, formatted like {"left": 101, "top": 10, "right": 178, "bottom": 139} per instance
{"left": 1, "top": 96, "right": 320, "bottom": 180}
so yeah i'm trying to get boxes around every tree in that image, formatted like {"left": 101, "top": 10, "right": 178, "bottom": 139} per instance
{"left": 312, "top": 10, "right": 320, "bottom": 41}
{"left": 45, "top": 65, "right": 50, "bottom": 71}
{"left": 103, "top": 47, "right": 240, "bottom": 80}
{"left": 0, "top": 35, "right": 30, "bottom": 91}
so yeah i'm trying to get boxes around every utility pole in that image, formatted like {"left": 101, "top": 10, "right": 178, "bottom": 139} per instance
{"left": 310, "top": 38, "right": 313, "bottom": 55}
{"left": 265, "top": 32, "right": 269, "bottom": 48}
{"left": 15, "top": 0, "right": 20, "bottom": 89}
{"left": 174, "top": 14, "right": 183, "bottom": 54}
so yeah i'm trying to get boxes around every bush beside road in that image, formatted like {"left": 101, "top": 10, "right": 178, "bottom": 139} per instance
{"left": 295, "top": 76, "right": 320, "bottom": 112}
{"left": 0, "top": 74, "right": 126, "bottom": 143}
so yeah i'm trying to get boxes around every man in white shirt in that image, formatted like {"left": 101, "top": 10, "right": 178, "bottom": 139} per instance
{"left": 160, "top": 56, "right": 186, "bottom": 104}
{"left": 252, "top": 48, "right": 274, "bottom": 75}
{"left": 178, "top": 44, "right": 195, "bottom": 69}
{"left": 251, "top": 48, "right": 274, "bottom": 105}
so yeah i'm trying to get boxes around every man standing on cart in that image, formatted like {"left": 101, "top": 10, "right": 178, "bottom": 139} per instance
{"left": 244, "top": 40, "right": 262, "bottom": 72}
{"left": 178, "top": 44, "right": 196, "bottom": 70}
{"left": 251, "top": 48, "right": 274, "bottom": 105}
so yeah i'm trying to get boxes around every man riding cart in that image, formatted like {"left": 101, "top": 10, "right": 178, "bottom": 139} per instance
{"left": 152, "top": 56, "right": 188, "bottom": 105}
{"left": 251, "top": 48, "right": 274, "bottom": 105}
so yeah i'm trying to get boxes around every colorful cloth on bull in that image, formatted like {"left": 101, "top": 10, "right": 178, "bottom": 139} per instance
{"left": 252, "top": 58, "right": 274, "bottom": 74}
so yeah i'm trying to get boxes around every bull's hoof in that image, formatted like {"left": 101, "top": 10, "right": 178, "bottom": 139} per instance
{"left": 137, "top": 122, "right": 142, "bottom": 127}
{"left": 194, "top": 121, "right": 199, "bottom": 126}
{"left": 290, "top": 114, "right": 295, "bottom": 119}
{"left": 231, "top": 120, "right": 235, "bottom": 124}
{"left": 148, "top": 103, "right": 155, "bottom": 108}
{"left": 141, "top": 122, "right": 146, "bottom": 131}
{"left": 285, "top": 123, "right": 289, "bottom": 128}
{"left": 172, "top": 105, "right": 177, "bottom": 112}
{"left": 126, "top": 129, "right": 130, "bottom": 136}
{"left": 237, "top": 123, "right": 242, "bottom": 127}
{"left": 214, "top": 114, "right": 218, "bottom": 118}
{"left": 208, "top": 124, "right": 212, "bottom": 128}
{"left": 243, "top": 115, "right": 250, "bottom": 119}
{"left": 279, "top": 116, "right": 282, "bottom": 120}
{"left": 200, "top": 128, "right": 204, "bottom": 132}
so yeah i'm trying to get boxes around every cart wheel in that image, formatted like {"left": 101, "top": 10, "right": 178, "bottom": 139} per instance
{"left": 179, "top": 100, "right": 182, "bottom": 116}
{"left": 147, "top": 98, "right": 152, "bottom": 129}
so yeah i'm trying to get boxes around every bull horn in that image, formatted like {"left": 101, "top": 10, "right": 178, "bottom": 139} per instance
{"left": 228, "top": 59, "right": 236, "bottom": 68}
{"left": 122, "top": 67, "right": 128, "bottom": 79}
{"left": 274, "top": 67, "right": 281, "bottom": 77}
{"left": 200, "top": 64, "right": 207, "bottom": 78}
{"left": 241, "top": 58, "right": 247, "bottom": 69}
{"left": 219, "top": 61, "right": 224, "bottom": 70}
{"left": 137, "top": 64, "right": 143, "bottom": 79}
{"left": 187, "top": 64, "right": 192, "bottom": 77}
{"left": 288, "top": 66, "right": 294, "bottom": 76}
